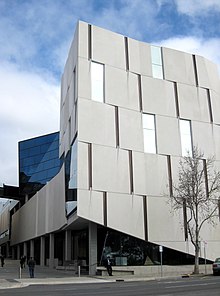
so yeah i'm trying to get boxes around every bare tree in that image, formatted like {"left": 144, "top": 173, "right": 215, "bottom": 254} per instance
{"left": 169, "top": 146, "right": 220, "bottom": 274}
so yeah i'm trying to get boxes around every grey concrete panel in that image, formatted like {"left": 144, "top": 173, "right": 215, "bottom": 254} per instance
{"left": 141, "top": 76, "right": 176, "bottom": 117}
{"left": 210, "top": 90, "right": 220, "bottom": 124}
{"left": 78, "top": 58, "right": 91, "bottom": 100}
{"left": 105, "top": 66, "right": 140, "bottom": 110}
{"left": 147, "top": 195, "right": 184, "bottom": 243}
{"left": 144, "top": 154, "right": 169, "bottom": 196}
{"left": 132, "top": 152, "right": 147, "bottom": 195}
{"left": 107, "top": 193, "right": 145, "bottom": 240}
{"left": 92, "top": 145, "right": 130, "bottom": 193}
{"left": 132, "top": 152, "right": 169, "bottom": 196}
{"left": 157, "top": 116, "right": 181, "bottom": 156}
{"left": 195, "top": 55, "right": 220, "bottom": 92}
{"left": 0, "top": 206, "right": 10, "bottom": 235}
{"left": 11, "top": 196, "right": 37, "bottom": 245}
{"left": 213, "top": 125, "right": 220, "bottom": 160}
{"left": 78, "top": 21, "right": 88, "bottom": 59}
{"left": 77, "top": 189, "right": 104, "bottom": 225}
{"left": 78, "top": 98, "right": 116, "bottom": 147}
{"left": 78, "top": 142, "right": 89, "bottom": 190}
{"left": 163, "top": 47, "right": 196, "bottom": 85}
{"left": 119, "top": 108, "right": 144, "bottom": 152}
{"left": 191, "top": 121, "right": 214, "bottom": 158}
{"left": 128, "top": 37, "right": 152, "bottom": 76}
{"left": 92, "top": 25, "right": 126, "bottom": 70}
{"left": 177, "top": 83, "right": 210, "bottom": 122}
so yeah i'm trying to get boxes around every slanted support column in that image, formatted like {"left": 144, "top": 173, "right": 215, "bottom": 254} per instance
{"left": 17, "top": 244, "right": 20, "bottom": 260}
{"left": 30, "top": 240, "right": 34, "bottom": 258}
{"left": 49, "top": 233, "right": 55, "bottom": 268}
{"left": 40, "top": 237, "right": 45, "bottom": 266}
{"left": 23, "top": 242, "right": 27, "bottom": 257}
{"left": 89, "top": 222, "right": 97, "bottom": 276}
{"left": 65, "top": 230, "right": 72, "bottom": 262}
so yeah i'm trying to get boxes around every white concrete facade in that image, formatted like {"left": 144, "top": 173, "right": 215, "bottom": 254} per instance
{"left": 1, "top": 21, "right": 220, "bottom": 272}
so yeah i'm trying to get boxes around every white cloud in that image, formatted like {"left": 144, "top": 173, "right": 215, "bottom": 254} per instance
{"left": 174, "top": 0, "right": 220, "bottom": 15}
{"left": 0, "top": 62, "right": 60, "bottom": 187}
{"left": 157, "top": 36, "right": 220, "bottom": 74}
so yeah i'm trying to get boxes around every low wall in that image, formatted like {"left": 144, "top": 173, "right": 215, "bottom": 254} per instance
{"left": 97, "top": 264, "right": 213, "bottom": 277}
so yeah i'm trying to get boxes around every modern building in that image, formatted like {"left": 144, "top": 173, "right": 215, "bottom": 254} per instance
{"left": 1, "top": 21, "right": 220, "bottom": 275}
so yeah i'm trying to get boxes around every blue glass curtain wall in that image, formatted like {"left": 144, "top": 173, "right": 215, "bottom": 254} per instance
{"left": 19, "top": 132, "right": 61, "bottom": 197}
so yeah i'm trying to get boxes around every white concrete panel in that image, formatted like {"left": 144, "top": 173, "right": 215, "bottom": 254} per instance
{"left": 78, "top": 58, "right": 91, "bottom": 100}
{"left": 132, "top": 151, "right": 147, "bottom": 195}
{"left": 195, "top": 55, "right": 220, "bottom": 92}
{"left": 92, "top": 145, "right": 130, "bottom": 194}
{"left": 128, "top": 38, "right": 152, "bottom": 76}
{"left": 46, "top": 166, "right": 66, "bottom": 234}
{"left": 133, "top": 153, "right": 169, "bottom": 196}
{"left": 192, "top": 121, "right": 214, "bottom": 158}
{"left": 145, "top": 154, "right": 169, "bottom": 196}
{"left": 78, "top": 142, "right": 89, "bottom": 190}
{"left": 147, "top": 195, "right": 184, "bottom": 243}
{"left": 210, "top": 90, "right": 220, "bottom": 124}
{"left": 78, "top": 98, "right": 116, "bottom": 147}
{"left": 37, "top": 186, "right": 47, "bottom": 236}
{"left": 157, "top": 116, "right": 181, "bottom": 156}
{"left": 163, "top": 47, "right": 196, "bottom": 85}
{"left": 11, "top": 196, "right": 37, "bottom": 245}
{"left": 92, "top": 25, "right": 126, "bottom": 70}
{"left": 213, "top": 125, "right": 220, "bottom": 160}
{"left": 141, "top": 76, "right": 176, "bottom": 117}
{"left": 77, "top": 189, "right": 103, "bottom": 225}
{"left": 78, "top": 21, "right": 88, "bottom": 59}
{"left": 177, "top": 83, "right": 210, "bottom": 122}
{"left": 0, "top": 207, "right": 10, "bottom": 234}
{"left": 119, "top": 108, "right": 144, "bottom": 152}
{"left": 105, "top": 66, "right": 140, "bottom": 111}
{"left": 107, "top": 193, "right": 145, "bottom": 240}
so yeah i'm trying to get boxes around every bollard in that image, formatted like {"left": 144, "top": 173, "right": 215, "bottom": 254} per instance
{"left": 19, "top": 267, "right": 21, "bottom": 279}
{"left": 78, "top": 265, "right": 81, "bottom": 277}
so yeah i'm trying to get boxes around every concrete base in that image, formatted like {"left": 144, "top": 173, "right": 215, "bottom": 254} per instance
{"left": 97, "top": 264, "right": 213, "bottom": 277}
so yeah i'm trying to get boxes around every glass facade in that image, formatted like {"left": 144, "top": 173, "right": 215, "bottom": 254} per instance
{"left": 91, "top": 61, "right": 104, "bottom": 102}
{"left": 64, "top": 138, "right": 77, "bottom": 216}
{"left": 179, "top": 119, "right": 193, "bottom": 156}
{"left": 143, "top": 113, "right": 157, "bottom": 153}
{"left": 151, "top": 45, "right": 164, "bottom": 79}
{"left": 19, "top": 132, "right": 61, "bottom": 197}
{"left": 97, "top": 227, "right": 211, "bottom": 266}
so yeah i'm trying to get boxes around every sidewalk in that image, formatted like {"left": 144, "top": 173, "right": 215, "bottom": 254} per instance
{"left": 0, "top": 259, "right": 211, "bottom": 290}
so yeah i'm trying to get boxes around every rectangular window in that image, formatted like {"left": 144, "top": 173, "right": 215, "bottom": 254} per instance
{"left": 143, "top": 113, "right": 157, "bottom": 153}
{"left": 180, "top": 119, "right": 192, "bottom": 156}
{"left": 151, "top": 46, "right": 163, "bottom": 79}
{"left": 91, "top": 61, "right": 104, "bottom": 102}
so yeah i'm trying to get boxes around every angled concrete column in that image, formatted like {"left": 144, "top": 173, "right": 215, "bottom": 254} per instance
{"left": 89, "top": 222, "right": 97, "bottom": 276}
{"left": 12, "top": 247, "right": 15, "bottom": 259}
{"left": 65, "top": 230, "right": 72, "bottom": 262}
{"left": 17, "top": 244, "right": 20, "bottom": 260}
{"left": 23, "top": 242, "right": 27, "bottom": 257}
{"left": 49, "top": 233, "right": 55, "bottom": 268}
{"left": 40, "top": 237, "right": 45, "bottom": 266}
{"left": 30, "top": 240, "right": 34, "bottom": 258}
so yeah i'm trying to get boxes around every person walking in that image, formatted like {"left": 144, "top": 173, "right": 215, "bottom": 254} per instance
{"left": 28, "top": 257, "right": 36, "bottom": 278}
{"left": 0, "top": 254, "right": 4, "bottom": 267}
{"left": 105, "top": 256, "right": 113, "bottom": 276}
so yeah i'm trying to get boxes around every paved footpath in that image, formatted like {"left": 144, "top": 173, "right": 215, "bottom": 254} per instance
{"left": 0, "top": 260, "right": 155, "bottom": 290}
{"left": 0, "top": 259, "right": 210, "bottom": 290}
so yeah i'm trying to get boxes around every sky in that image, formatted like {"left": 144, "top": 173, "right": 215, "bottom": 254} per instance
{"left": 0, "top": 0, "right": 220, "bottom": 187}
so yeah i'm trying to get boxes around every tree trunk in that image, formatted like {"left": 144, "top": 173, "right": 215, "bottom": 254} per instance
{"left": 194, "top": 245, "right": 200, "bottom": 274}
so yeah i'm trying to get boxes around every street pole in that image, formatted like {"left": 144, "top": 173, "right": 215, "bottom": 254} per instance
{"left": 204, "top": 241, "right": 207, "bottom": 274}
{"left": 159, "top": 246, "right": 163, "bottom": 277}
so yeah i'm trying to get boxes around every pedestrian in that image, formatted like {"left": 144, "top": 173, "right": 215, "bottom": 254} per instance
{"left": 105, "top": 256, "right": 113, "bottom": 276}
{"left": 28, "top": 257, "right": 36, "bottom": 278}
{"left": 20, "top": 255, "right": 26, "bottom": 269}
{"left": 0, "top": 254, "right": 4, "bottom": 267}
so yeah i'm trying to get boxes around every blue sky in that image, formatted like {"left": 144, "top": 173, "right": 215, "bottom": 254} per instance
{"left": 0, "top": 0, "right": 220, "bottom": 187}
